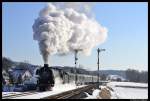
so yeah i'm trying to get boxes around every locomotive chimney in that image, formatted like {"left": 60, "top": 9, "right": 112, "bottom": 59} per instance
{"left": 44, "top": 64, "right": 49, "bottom": 67}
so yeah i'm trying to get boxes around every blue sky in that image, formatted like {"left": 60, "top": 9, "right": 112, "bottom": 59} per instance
{"left": 2, "top": 2, "right": 148, "bottom": 71}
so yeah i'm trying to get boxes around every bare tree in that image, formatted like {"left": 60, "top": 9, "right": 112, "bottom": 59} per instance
{"left": 126, "top": 69, "right": 148, "bottom": 83}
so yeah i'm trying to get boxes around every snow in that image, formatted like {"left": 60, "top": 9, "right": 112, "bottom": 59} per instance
{"left": 110, "top": 90, "right": 118, "bottom": 99}
{"left": 84, "top": 82, "right": 148, "bottom": 99}
{"left": 2, "top": 92, "right": 22, "bottom": 96}
{"left": 84, "top": 89, "right": 100, "bottom": 99}
{"left": 92, "top": 89, "right": 100, "bottom": 98}
{"left": 107, "top": 81, "right": 148, "bottom": 88}
{"left": 6, "top": 83, "right": 86, "bottom": 99}
{"left": 3, "top": 82, "right": 148, "bottom": 99}
{"left": 107, "top": 82, "right": 148, "bottom": 99}
{"left": 112, "top": 87, "right": 148, "bottom": 99}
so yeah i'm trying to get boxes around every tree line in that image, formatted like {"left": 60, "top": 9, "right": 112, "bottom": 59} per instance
{"left": 125, "top": 69, "right": 148, "bottom": 83}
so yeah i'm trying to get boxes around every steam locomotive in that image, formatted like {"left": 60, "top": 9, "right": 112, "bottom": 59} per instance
{"left": 23, "top": 64, "right": 100, "bottom": 91}
{"left": 36, "top": 64, "right": 55, "bottom": 91}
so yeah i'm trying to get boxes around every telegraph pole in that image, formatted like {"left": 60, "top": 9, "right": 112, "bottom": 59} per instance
{"left": 75, "top": 50, "right": 78, "bottom": 85}
{"left": 97, "top": 48, "right": 100, "bottom": 84}
{"left": 74, "top": 49, "right": 82, "bottom": 86}
{"left": 97, "top": 48, "right": 105, "bottom": 88}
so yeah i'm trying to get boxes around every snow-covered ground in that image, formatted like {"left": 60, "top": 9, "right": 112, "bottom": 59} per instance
{"left": 107, "top": 82, "right": 148, "bottom": 99}
{"left": 3, "top": 81, "right": 148, "bottom": 99}
{"left": 111, "top": 86, "right": 148, "bottom": 99}
{"left": 84, "top": 89, "right": 100, "bottom": 99}
{"left": 3, "top": 92, "right": 22, "bottom": 96}
{"left": 107, "top": 81, "right": 148, "bottom": 88}
{"left": 84, "top": 81, "right": 148, "bottom": 99}
{"left": 2, "top": 83, "right": 86, "bottom": 99}
{"left": 84, "top": 86, "right": 118, "bottom": 99}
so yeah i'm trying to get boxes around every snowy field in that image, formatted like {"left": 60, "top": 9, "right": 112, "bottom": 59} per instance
{"left": 84, "top": 81, "right": 148, "bottom": 99}
{"left": 107, "top": 82, "right": 148, "bottom": 99}
{"left": 107, "top": 82, "right": 148, "bottom": 88}
{"left": 111, "top": 86, "right": 148, "bottom": 99}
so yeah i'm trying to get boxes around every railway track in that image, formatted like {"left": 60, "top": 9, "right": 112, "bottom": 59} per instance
{"left": 2, "top": 91, "right": 38, "bottom": 99}
{"left": 42, "top": 84, "right": 97, "bottom": 99}
{"left": 3, "top": 84, "right": 97, "bottom": 99}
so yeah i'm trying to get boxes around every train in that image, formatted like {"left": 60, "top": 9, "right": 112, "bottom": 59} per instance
{"left": 36, "top": 65, "right": 99, "bottom": 84}
{"left": 24, "top": 65, "right": 100, "bottom": 89}
{"left": 3, "top": 64, "right": 100, "bottom": 92}
{"left": 43, "top": 65, "right": 100, "bottom": 85}
{"left": 61, "top": 72, "right": 99, "bottom": 85}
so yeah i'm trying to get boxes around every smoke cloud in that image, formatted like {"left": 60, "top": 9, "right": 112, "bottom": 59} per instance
{"left": 32, "top": 3, "right": 108, "bottom": 64}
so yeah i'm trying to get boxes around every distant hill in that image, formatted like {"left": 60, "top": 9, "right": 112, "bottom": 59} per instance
{"left": 3, "top": 57, "right": 147, "bottom": 83}
{"left": 55, "top": 66, "right": 126, "bottom": 78}
{"left": 1, "top": 57, "right": 130, "bottom": 79}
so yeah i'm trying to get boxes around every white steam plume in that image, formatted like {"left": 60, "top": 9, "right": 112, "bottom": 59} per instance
{"left": 32, "top": 3, "right": 108, "bottom": 64}
{"left": 52, "top": 2, "right": 94, "bottom": 17}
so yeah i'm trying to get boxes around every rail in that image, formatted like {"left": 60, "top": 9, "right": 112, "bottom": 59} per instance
{"left": 42, "top": 84, "right": 97, "bottom": 99}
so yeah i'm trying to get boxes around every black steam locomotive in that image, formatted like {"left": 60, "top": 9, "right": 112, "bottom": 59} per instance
{"left": 36, "top": 64, "right": 55, "bottom": 91}
{"left": 23, "top": 65, "right": 100, "bottom": 91}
